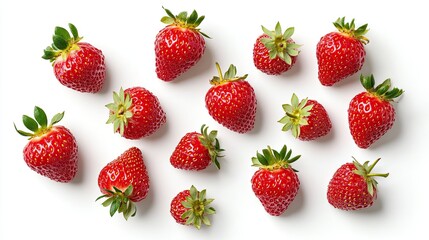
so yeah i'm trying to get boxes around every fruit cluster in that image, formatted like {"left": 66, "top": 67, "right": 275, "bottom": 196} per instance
{"left": 14, "top": 7, "right": 403, "bottom": 228}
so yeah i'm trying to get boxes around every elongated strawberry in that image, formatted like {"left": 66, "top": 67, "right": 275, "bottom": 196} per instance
{"left": 14, "top": 106, "right": 78, "bottom": 182}
{"left": 348, "top": 74, "right": 403, "bottom": 148}
{"left": 42, "top": 23, "right": 105, "bottom": 93}
{"left": 106, "top": 87, "right": 166, "bottom": 140}
{"left": 316, "top": 17, "right": 369, "bottom": 86}
{"left": 96, "top": 147, "right": 150, "bottom": 220}
{"left": 251, "top": 145, "right": 300, "bottom": 216}
{"left": 155, "top": 7, "right": 209, "bottom": 81}
{"left": 205, "top": 63, "right": 257, "bottom": 133}
{"left": 327, "top": 157, "right": 388, "bottom": 210}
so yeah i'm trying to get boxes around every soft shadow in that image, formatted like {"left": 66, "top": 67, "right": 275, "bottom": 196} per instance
{"left": 279, "top": 188, "right": 305, "bottom": 218}
{"left": 144, "top": 120, "right": 169, "bottom": 141}
{"left": 136, "top": 187, "right": 155, "bottom": 217}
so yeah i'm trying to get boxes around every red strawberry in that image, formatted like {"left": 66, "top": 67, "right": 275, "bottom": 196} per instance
{"left": 348, "top": 74, "right": 403, "bottom": 148}
{"left": 170, "top": 125, "right": 224, "bottom": 170}
{"left": 205, "top": 63, "right": 257, "bottom": 133}
{"left": 253, "top": 22, "right": 301, "bottom": 75}
{"left": 155, "top": 7, "right": 209, "bottom": 81}
{"left": 96, "top": 147, "right": 150, "bottom": 220}
{"left": 42, "top": 23, "right": 105, "bottom": 93}
{"left": 316, "top": 17, "right": 369, "bottom": 86}
{"left": 170, "top": 185, "right": 215, "bottom": 229}
{"left": 14, "top": 106, "right": 78, "bottom": 182}
{"left": 251, "top": 145, "right": 300, "bottom": 216}
{"left": 106, "top": 87, "right": 166, "bottom": 140}
{"left": 279, "top": 93, "right": 332, "bottom": 141}
{"left": 327, "top": 158, "right": 389, "bottom": 210}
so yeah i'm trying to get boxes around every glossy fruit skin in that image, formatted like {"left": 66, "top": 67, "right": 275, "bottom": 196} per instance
{"left": 53, "top": 42, "right": 105, "bottom": 93}
{"left": 300, "top": 100, "right": 332, "bottom": 141}
{"left": 170, "top": 189, "right": 190, "bottom": 224}
{"left": 170, "top": 132, "right": 210, "bottom": 170}
{"left": 23, "top": 126, "right": 78, "bottom": 183}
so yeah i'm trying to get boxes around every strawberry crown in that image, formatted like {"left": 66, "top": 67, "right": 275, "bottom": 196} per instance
{"left": 252, "top": 145, "right": 300, "bottom": 171}
{"left": 352, "top": 158, "right": 389, "bottom": 196}
{"left": 259, "top": 22, "right": 301, "bottom": 65}
{"left": 360, "top": 74, "right": 404, "bottom": 101}
{"left": 42, "top": 23, "right": 82, "bottom": 62}
{"left": 278, "top": 93, "right": 314, "bottom": 138}
{"left": 181, "top": 185, "right": 216, "bottom": 229}
{"left": 96, "top": 185, "right": 136, "bottom": 220}
{"left": 14, "top": 106, "right": 64, "bottom": 139}
{"left": 198, "top": 124, "right": 224, "bottom": 169}
{"left": 161, "top": 7, "right": 210, "bottom": 38}
{"left": 333, "top": 17, "right": 369, "bottom": 44}
{"left": 209, "top": 62, "right": 248, "bottom": 85}
{"left": 105, "top": 87, "right": 133, "bottom": 136}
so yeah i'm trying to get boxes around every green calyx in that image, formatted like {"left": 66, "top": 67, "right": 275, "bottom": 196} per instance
{"left": 251, "top": 145, "right": 300, "bottom": 171}
{"left": 260, "top": 22, "right": 301, "bottom": 65}
{"left": 360, "top": 74, "right": 404, "bottom": 101}
{"left": 96, "top": 185, "right": 136, "bottom": 220}
{"left": 352, "top": 158, "right": 389, "bottom": 196}
{"left": 278, "top": 93, "right": 313, "bottom": 138}
{"left": 161, "top": 7, "right": 210, "bottom": 38}
{"left": 333, "top": 17, "right": 369, "bottom": 44}
{"left": 198, "top": 124, "right": 224, "bottom": 169}
{"left": 181, "top": 185, "right": 216, "bottom": 229}
{"left": 14, "top": 106, "right": 64, "bottom": 139}
{"left": 105, "top": 87, "right": 133, "bottom": 136}
{"left": 209, "top": 62, "right": 248, "bottom": 85}
{"left": 42, "top": 23, "right": 82, "bottom": 62}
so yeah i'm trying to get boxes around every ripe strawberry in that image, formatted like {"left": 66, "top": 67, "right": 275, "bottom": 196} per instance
{"left": 205, "top": 63, "right": 257, "bottom": 133}
{"left": 279, "top": 93, "right": 332, "bottom": 141}
{"left": 155, "top": 7, "right": 209, "bottom": 81}
{"left": 170, "top": 185, "right": 215, "bottom": 229}
{"left": 96, "top": 147, "right": 150, "bottom": 220}
{"left": 253, "top": 22, "right": 301, "bottom": 75}
{"left": 14, "top": 106, "right": 78, "bottom": 182}
{"left": 251, "top": 145, "right": 300, "bottom": 216}
{"left": 42, "top": 23, "right": 105, "bottom": 93}
{"left": 327, "top": 158, "right": 389, "bottom": 210}
{"left": 316, "top": 17, "right": 369, "bottom": 86}
{"left": 348, "top": 74, "right": 403, "bottom": 148}
{"left": 170, "top": 125, "right": 224, "bottom": 170}
{"left": 106, "top": 87, "right": 166, "bottom": 140}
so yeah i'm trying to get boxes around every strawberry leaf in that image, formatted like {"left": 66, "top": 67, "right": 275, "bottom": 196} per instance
{"left": 34, "top": 106, "right": 48, "bottom": 128}
{"left": 50, "top": 112, "right": 64, "bottom": 126}
{"left": 52, "top": 35, "right": 68, "bottom": 50}
{"left": 22, "top": 115, "right": 38, "bottom": 132}
{"left": 55, "top": 26, "right": 71, "bottom": 41}
{"left": 68, "top": 23, "right": 79, "bottom": 39}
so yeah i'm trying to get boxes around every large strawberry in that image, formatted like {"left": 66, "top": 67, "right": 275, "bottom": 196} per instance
{"left": 42, "top": 23, "right": 105, "bottom": 93}
{"left": 279, "top": 93, "right": 332, "bottom": 141}
{"left": 205, "top": 63, "right": 257, "bottom": 133}
{"left": 253, "top": 22, "right": 300, "bottom": 75}
{"left": 96, "top": 147, "right": 150, "bottom": 220}
{"left": 316, "top": 17, "right": 369, "bottom": 86}
{"left": 251, "top": 145, "right": 300, "bottom": 216}
{"left": 348, "top": 74, "right": 403, "bottom": 148}
{"left": 327, "top": 157, "right": 388, "bottom": 210}
{"left": 14, "top": 106, "right": 78, "bottom": 182}
{"left": 170, "top": 125, "right": 224, "bottom": 171}
{"left": 170, "top": 185, "right": 215, "bottom": 229}
{"left": 106, "top": 87, "right": 166, "bottom": 140}
{"left": 155, "top": 7, "right": 209, "bottom": 81}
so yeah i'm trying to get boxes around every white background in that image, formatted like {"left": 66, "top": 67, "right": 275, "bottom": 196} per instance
{"left": 1, "top": 0, "right": 427, "bottom": 239}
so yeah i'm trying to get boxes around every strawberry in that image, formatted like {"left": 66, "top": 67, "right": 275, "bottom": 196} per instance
{"left": 14, "top": 106, "right": 78, "bottom": 182}
{"left": 170, "top": 125, "right": 224, "bottom": 170}
{"left": 327, "top": 157, "right": 389, "bottom": 210}
{"left": 170, "top": 185, "right": 215, "bottom": 229}
{"left": 155, "top": 7, "right": 209, "bottom": 81}
{"left": 316, "top": 17, "right": 369, "bottom": 86}
{"left": 251, "top": 145, "right": 300, "bottom": 216}
{"left": 96, "top": 147, "right": 150, "bottom": 220}
{"left": 205, "top": 63, "right": 257, "bottom": 133}
{"left": 253, "top": 22, "right": 301, "bottom": 75}
{"left": 279, "top": 93, "right": 332, "bottom": 141}
{"left": 42, "top": 23, "right": 105, "bottom": 93}
{"left": 106, "top": 87, "right": 166, "bottom": 140}
{"left": 348, "top": 74, "right": 403, "bottom": 148}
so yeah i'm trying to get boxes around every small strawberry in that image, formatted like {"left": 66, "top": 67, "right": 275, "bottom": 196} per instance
{"left": 253, "top": 22, "right": 301, "bottom": 75}
{"left": 96, "top": 147, "right": 150, "bottom": 220}
{"left": 205, "top": 63, "right": 257, "bottom": 133}
{"left": 316, "top": 17, "right": 369, "bottom": 86}
{"left": 155, "top": 7, "right": 209, "bottom": 81}
{"left": 327, "top": 157, "right": 389, "bottom": 210}
{"left": 14, "top": 106, "right": 78, "bottom": 182}
{"left": 170, "top": 125, "right": 224, "bottom": 171}
{"left": 278, "top": 93, "right": 332, "bottom": 141}
{"left": 251, "top": 145, "right": 300, "bottom": 216}
{"left": 170, "top": 185, "right": 215, "bottom": 229}
{"left": 42, "top": 23, "right": 106, "bottom": 93}
{"left": 348, "top": 74, "right": 403, "bottom": 148}
{"left": 106, "top": 87, "right": 166, "bottom": 140}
